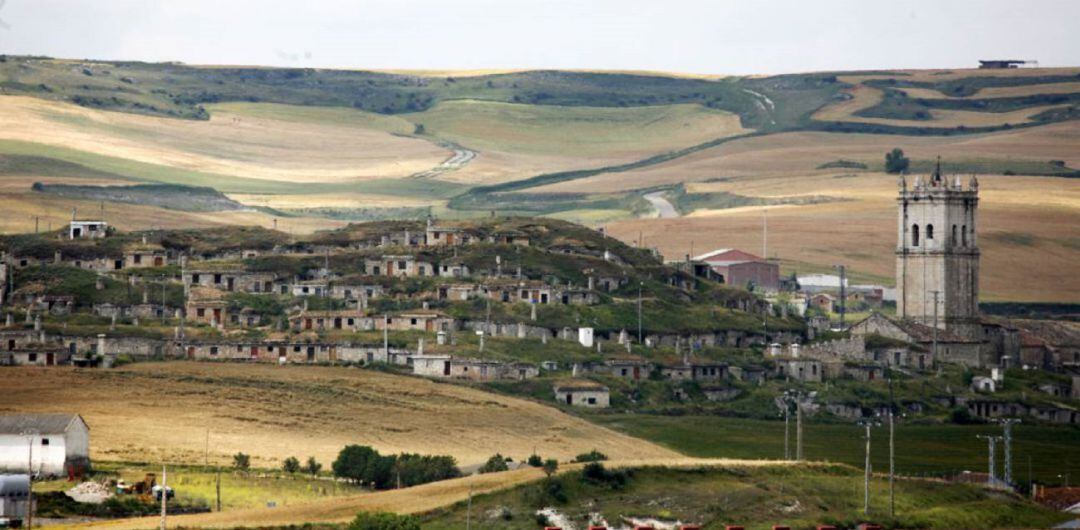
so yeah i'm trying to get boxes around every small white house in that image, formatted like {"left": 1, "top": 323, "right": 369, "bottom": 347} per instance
{"left": 578, "top": 327, "right": 594, "bottom": 348}
{"left": 411, "top": 355, "right": 451, "bottom": 377}
{"left": 69, "top": 220, "right": 108, "bottom": 240}
{"left": 0, "top": 414, "right": 90, "bottom": 477}
{"left": 971, "top": 376, "right": 997, "bottom": 393}
{"left": 553, "top": 380, "right": 610, "bottom": 408}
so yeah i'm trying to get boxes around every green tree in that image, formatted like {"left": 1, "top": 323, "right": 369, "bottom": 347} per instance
{"left": 282, "top": 456, "right": 300, "bottom": 474}
{"left": 542, "top": 458, "right": 559, "bottom": 478}
{"left": 303, "top": 456, "right": 322, "bottom": 477}
{"left": 347, "top": 511, "right": 421, "bottom": 530}
{"left": 333, "top": 445, "right": 384, "bottom": 484}
{"left": 232, "top": 452, "right": 250, "bottom": 471}
{"left": 413, "top": 123, "right": 425, "bottom": 135}
{"left": 478, "top": 453, "right": 510, "bottom": 474}
{"left": 885, "top": 148, "right": 910, "bottom": 174}
{"left": 573, "top": 449, "right": 608, "bottom": 463}
{"left": 526, "top": 454, "right": 543, "bottom": 467}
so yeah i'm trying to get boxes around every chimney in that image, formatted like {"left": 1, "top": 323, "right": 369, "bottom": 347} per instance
{"left": 417, "top": 338, "right": 425, "bottom": 355}
{"left": 33, "top": 315, "right": 41, "bottom": 331}
{"left": 587, "top": 276, "right": 595, "bottom": 290}
{"left": 54, "top": 250, "right": 62, "bottom": 264}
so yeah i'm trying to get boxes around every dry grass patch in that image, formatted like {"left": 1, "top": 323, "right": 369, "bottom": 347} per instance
{"left": 2, "top": 363, "right": 677, "bottom": 470}
{"left": 76, "top": 458, "right": 795, "bottom": 529}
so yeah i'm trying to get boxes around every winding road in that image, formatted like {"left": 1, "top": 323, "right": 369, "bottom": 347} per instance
{"left": 644, "top": 191, "right": 679, "bottom": 218}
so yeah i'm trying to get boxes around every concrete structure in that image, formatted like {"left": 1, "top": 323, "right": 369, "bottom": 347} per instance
{"left": 0, "top": 414, "right": 90, "bottom": 476}
{"left": 694, "top": 248, "right": 779, "bottom": 292}
{"left": 578, "top": 327, "right": 594, "bottom": 348}
{"left": 604, "top": 356, "right": 651, "bottom": 381}
{"left": 972, "top": 376, "right": 997, "bottom": 393}
{"left": 184, "top": 269, "right": 276, "bottom": 295}
{"left": 290, "top": 310, "right": 364, "bottom": 331}
{"left": 377, "top": 310, "right": 455, "bottom": 332}
{"left": 185, "top": 287, "right": 227, "bottom": 326}
{"left": 775, "top": 358, "right": 823, "bottom": 382}
{"left": 896, "top": 162, "right": 981, "bottom": 340}
{"left": 123, "top": 246, "right": 167, "bottom": 269}
{"left": 425, "top": 225, "right": 466, "bottom": 246}
{"left": 850, "top": 312, "right": 985, "bottom": 367}
{"left": 810, "top": 293, "right": 835, "bottom": 314}
{"left": 69, "top": 220, "right": 108, "bottom": 239}
{"left": 365, "top": 255, "right": 434, "bottom": 277}
{"left": 553, "top": 380, "right": 610, "bottom": 408}
{"left": 0, "top": 474, "right": 30, "bottom": 525}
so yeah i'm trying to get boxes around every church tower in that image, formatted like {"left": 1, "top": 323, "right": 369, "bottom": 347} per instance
{"left": 896, "top": 159, "right": 981, "bottom": 338}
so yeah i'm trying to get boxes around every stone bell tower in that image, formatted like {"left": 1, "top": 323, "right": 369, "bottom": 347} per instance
{"left": 896, "top": 159, "right": 981, "bottom": 339}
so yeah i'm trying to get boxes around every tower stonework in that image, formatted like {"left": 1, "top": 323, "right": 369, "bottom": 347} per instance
{"left": 896, "top": 161, "right": 980, "bottom": 339}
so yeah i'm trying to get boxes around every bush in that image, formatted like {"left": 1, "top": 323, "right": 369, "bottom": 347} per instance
{"left": 950, "top": 406, "right": 979, "bottom": 425}
{"left": 581, "top": 462, "right": 631, "bottom": 489}
{"left": 282, "top": 456, "right": 300, "bottom": 474}
{"left": 573, "top": 450, "right": 608, "bottom": 463}
{"left": 885, "top": 148, "right": 910, "bottom": 174}
{"left": 303, "top": 456, "right": 322, "bottom": 477}
{"left": 478, "top": 453, "right": 510, "bottom": 474}
{"left": 394, "top": 453, "right": 460, "bottom": 487}
{"left": 527, "top": 454, "right": 543, "bottom": 467}
{"left": 232, "top": 452, "right": 250, "bottom": 471}
{"left": 347, "top": 511, "right": 421, "bottom": 530}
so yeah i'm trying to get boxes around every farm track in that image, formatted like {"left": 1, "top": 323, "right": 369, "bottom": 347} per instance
{"left": 76, "top": 458, "right": 811, "bottom": 529}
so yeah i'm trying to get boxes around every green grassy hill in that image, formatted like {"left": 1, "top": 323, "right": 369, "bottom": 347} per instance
{"left": 420, "top": 464, "right": 1069, "bottom": 529}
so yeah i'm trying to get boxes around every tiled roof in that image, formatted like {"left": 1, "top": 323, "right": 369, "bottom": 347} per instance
{"left": 0, "top": 413, "right": 85, "bottom": 435}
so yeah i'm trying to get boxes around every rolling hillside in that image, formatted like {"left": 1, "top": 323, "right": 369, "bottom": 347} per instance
{"left": 2, "top": 363, "right": 678, "bottom": 468}
{"left": 1, "top": 56, "right": 1078, "bottom": 300}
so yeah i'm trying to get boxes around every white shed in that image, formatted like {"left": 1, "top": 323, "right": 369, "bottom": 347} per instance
{"left": 0, "top": 414, "right": 90, "bottom": 477}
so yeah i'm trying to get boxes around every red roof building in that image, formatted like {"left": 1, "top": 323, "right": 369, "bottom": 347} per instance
{"left": 694, "top": 249, "right": 779, "bottom": 292}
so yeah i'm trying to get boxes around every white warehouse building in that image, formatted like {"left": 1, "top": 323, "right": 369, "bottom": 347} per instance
{"left": 0, "top": 414, "right": 91, "bottom": 477}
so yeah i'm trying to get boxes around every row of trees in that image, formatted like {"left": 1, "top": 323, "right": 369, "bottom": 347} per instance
{"left": 332, "top": 445, "right": 460, "bottom": 489}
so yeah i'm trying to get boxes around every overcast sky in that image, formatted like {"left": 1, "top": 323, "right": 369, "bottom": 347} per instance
{"left": 1, "top": 0, "right": 1077, "bottom": 75}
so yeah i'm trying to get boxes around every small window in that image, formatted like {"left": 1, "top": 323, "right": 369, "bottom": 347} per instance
{"left": 962, "top": 225, "right": 967, "bottom": 246}
{"left": 41, "top": 438, "right": 49, "bottom": 446}
{"left": 214, "top": 274, "right": 222, "bottom": 284}
{"left": 133, "top": 254, "right": 142, "bottom": 264}
{"left": 912, "top": 224, "right": 920, "bottom": 246}
{"left": 197, "top": 308, "right": 206, "bottom": 317}
{"left": 192, "top": 274, "right": 200, "bottom": 283}
{"left": 410, "top": 318, "right": 418, "bottom": 325}
{"left": 210, "top": 347, "right": 219, "bottom": 355}
{"left": 926, "top": 224, "right": 934, "bottom": 240}
{"left": 28, "top": 353, "right": 38, "bottom": 362}
{"left": 587, "top": 397, "right": 597, "bottom": 405}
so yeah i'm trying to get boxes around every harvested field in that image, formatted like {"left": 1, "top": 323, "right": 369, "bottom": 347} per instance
{"left": 1, "top": 363, "right": 677, "bottom": 469}
{"left": 606, "top": 173, "right": 1080, "bottom": 302}
{"left": 896, "top": 81, "right": 1080, "bottom": 100}
{"left": 0, "top": 97, "right": 449, "bottom": 183}
{"left": 404, "top": 100, "right": 747, "bottom": 184}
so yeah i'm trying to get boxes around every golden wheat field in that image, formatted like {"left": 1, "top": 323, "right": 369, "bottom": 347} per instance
{"left": 1, "top": 363, "right": 677, "bottom": 469}
{"left": 0, "top": 97, "right": 449, "bottom": 183}
{"left": 605, "top": 172, "right": 1080, "bottom": 302}
{"left": 76, "top": 458, "right": 799, "bottom": 529}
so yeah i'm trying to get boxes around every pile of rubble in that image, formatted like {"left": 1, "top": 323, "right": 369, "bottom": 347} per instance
{"left": 66, "top": 480, "right": 114, "bottom": 504}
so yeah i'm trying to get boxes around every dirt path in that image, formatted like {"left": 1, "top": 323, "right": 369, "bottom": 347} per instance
{"left": 75, "top": 458, "right": 808, "bottom": 529}
{"left": 644, "top": 191, "right": 679, "bottom": 218}
{"left": 410, "top": 140, "right": 477, "bottom": 179}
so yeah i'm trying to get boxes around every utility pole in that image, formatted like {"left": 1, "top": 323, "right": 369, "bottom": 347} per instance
{"left": 160, "top": 465, "right": 168, "bottom": 530}
{"left": 637, "top": 281, "right": 643, "bottom": 344}
{"left": 383, "top": 314, "right": 389, "bottom": 358}
{"left": 977, "top": 435, "right": 1003, "bottom": 487}
{"left": 887, "top": 368, "right": 897, "bottom": 517}
{"left": 465, "top": 481, "right": 474, "bottom": 530}
{"left": 783, "top": 401, "right": 791, "bottom": 460}
{"left": 33, "top": 215, "right": 39, "bottom": 234}
{"left": 996, "top": 418, "right": 1020, "bottom": 487}
{"left": 857, "top": 420, "right": 879, "bottom": 515}
{"left": 835, "top": 265, "right": 847, "bottom": 328}
{"left": 216, "top": 467, "right": 221, "bottom": 512}
{"left": 762, "top": 207, "right": 768, "bottom": 258}
{"left": 22, "top": 430, "right": 35, "bottom": 530}
{"left": 795, "top": 397, "right": 804, "bottom": 462}
{"left": 161, "top": 275, "right": 167, "bottom": 324}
